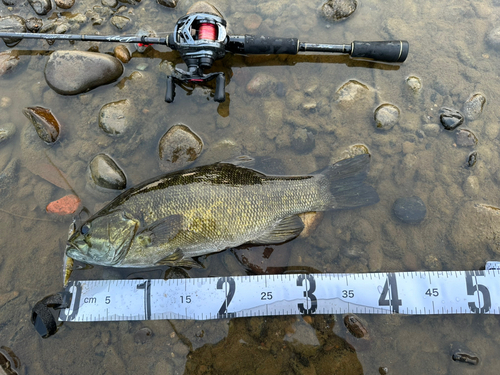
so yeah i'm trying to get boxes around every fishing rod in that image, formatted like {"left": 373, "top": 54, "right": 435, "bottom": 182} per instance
{"left": 0, "top": 3, "right": 409, "bottom": 103}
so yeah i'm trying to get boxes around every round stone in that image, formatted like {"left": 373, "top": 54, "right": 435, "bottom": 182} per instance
{"left": 25, "top": 17, "right": 42, "bottom": 32}
{"left": 406, "top": 75, "right": 422, "bottom": 92}
{"left": 393, "top": 196, "right": 426, "bottom": 224}
{"left": 246, "top": 73, "right": 278, "bottom": 96}
{"left": 99, "top": 99, "right": 134, "bottom": 137}
{"left": 158, "top": 124, "right": 203, "bottom": 172}
{"left": 0, "top": 122, "right": 16, "bottom": 144}
{"left": 22, "top": 106, "right": 61, "bottom": 144}
{"left": 456, "top": 129, "right": 478, "bottom": 147}
{"left": 439, "top": 107, "right": 464, "bottom": 130}
{"left": 466, "top": 151, "right": 477, "bottom": 168}
{"left": 28, "top": 0, "right": 52, "bottom": 15}
{"left": 321, "top": 0, "right": 357, "bottom": 21}
{"left": 244, "top": 14, "right": 262, "bottom": 30}
{"left": 0, "top": 51, "right": 19, "bottom": 76}
{"left": 110, "top": 15, "right": 131, "bottom": 30}
{"left": 0, "top": 16, "right": 26, "bottom": 47}
{"left": 55, "top": 0, "right": 75, "bottom": 9}
{"left": 374, "top": 103, "right": 400, "bottom": 130}
{"left": 113, "top": 45, "right": 131, "bottom": 63}
{"left": 88, "top": 153, "right": 127, "bottom": 190}
{"left": 44, "top": 50, "right": 123, "bottom": 95}
{"left": 463, "top": 93, "right": 486, "bottom": 121}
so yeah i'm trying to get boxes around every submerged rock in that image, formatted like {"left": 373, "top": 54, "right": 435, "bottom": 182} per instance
{"left": 28, "top": 0, "right": 52, "bottom": 15}
{"left": 0, "top": 122, "right": 16, "bottom": 144}
{"left": 450, "top": 342, "right": 479, "bottom": 366}
{"left": 55, "top": 0, "right": 75, "bottom": 9}
{"left": 88, "top": 153, "right": 127, "bottom": 190}
{"left": 99, "top": 99, "right": 134, "bottom": 136}
{"left": 233, "top": 245, "right": 289, "bottom": 274}
{"left": 335, "top": 80, "right": 370, "bottom": 106}
{"left": 344, "top": 314, "right": 368, "bottom": 338}
{"left": 486, "top": 26, "right": 500, "bottom": 50}
{"left": 0, "top": 16, "right": 26, "bottom": 47}
{"left": 246, "top": 72, "right": 278, "bottom": 96}
{"left": 114, "top": 45, "right": 131, "bottom": 63}
{"left": 243, "top": 14, "right": 262, "bottom": 30}
{"left": 393, "top": 196, "right": 426, "bottom": 224}
{"left": 321, "top": 0, "right": 357, "bottom": 21}
{"left": 374, "top": 103, "right": 400, "bottom": 130}
{"left": 291, "top": 128, "right": 315, "bottom": 153}
{"left": 158, "top": 124, "right": 203, "bottom": 172}
{"left": 439, "top": 107, "right": 464, "bottom": 130}
{"left": 111, "top": 15, "right": 131, "bottom": 30}
{"left": 134, "top": 327, "right": 153, "bottom": 344}
{"left": 455, "top": 129, "right": 477, "bottom": 147}
{"left": 44, "top": 50, "right": 123, "bottom": 95}
{"left": 25, "top": 17, "right": 43, "bottom": 32}
{"left": 157, "top": 0, "right": 177, "bottom": 7}
{"left": 405, "top": 76, "right": 422, "bottom": 93}
{"left": 0, "top": 51, "right": 19, "bottom": 76}
{"left": 463, "top": 93, "right": 486, "bottom": 121}
{"left": 466, "top": 151, "right": 477, "bottom": 168}
{"left": 46, "top": 194, "right": 81, "bottom": 215}
{"left": 22, "top": 106, "right": 61, "bottom": 144}
{"left": 0, "top": 346, "right": 20, "bottom": 375}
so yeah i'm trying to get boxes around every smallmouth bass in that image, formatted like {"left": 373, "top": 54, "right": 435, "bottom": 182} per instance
{"left": 67, "top": 154, "right": 379, "bottom": 267}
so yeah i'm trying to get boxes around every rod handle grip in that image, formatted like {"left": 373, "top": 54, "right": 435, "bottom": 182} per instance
{"left": 351, "top": 41, "right": 409, "bottom": 63}
{"left": 226, "top": 35, "right": 299, "bottom": 55}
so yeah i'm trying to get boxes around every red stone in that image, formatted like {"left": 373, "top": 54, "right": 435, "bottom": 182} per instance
{"left": 46, "top": 195, "right": 81, "bottom": 215}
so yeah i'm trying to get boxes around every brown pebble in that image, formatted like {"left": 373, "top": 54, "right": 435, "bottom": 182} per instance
{"left": 23, "top": 106, "right": 61, "bottom": 144}
{"left": 244, "top": 14, "right": 262, "bottom": 30}
{"left": 55, "top": 0, "right": 75, "bottom": 9}
{"left": 114, "top": 45, "right": 131, "bottom": 63}
{"left": 303, "top": 316, "right": 313, "bottom": 324}
{"left": 298, "top": 211, "right": 323, "bottom": 238}
{"left": 46, "top": 194, "right": 81, "bottom": 215}
{"left": 344, "top": 314, "right": 368, "bottom": 339}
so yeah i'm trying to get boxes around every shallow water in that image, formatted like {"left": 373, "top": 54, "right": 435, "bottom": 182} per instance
{"left": 1, "top": 0, "right": 500, "bottom": 373}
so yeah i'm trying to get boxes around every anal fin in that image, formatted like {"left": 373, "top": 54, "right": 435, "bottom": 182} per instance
{"left": 249, "top": 215, "right": 304, "bottom": 245}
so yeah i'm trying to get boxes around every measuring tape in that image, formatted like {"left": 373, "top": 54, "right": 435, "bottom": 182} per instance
{"left": 57, "top": 262, "right": 500, "bottom": 322}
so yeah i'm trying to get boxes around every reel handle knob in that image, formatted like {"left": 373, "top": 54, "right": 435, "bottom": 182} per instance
{"left": 350, "top": 41, "right": 409, "bottom": 63}
{"left": 214, "top": 73, "right": 226, "bottom": 103}
{"left": 165, "top": 76, "right": 175, "bottom": 103}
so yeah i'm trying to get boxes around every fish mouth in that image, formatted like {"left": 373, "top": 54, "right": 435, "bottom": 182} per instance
{"left": 65, "top": 241, "right": 85, "bottom": 259}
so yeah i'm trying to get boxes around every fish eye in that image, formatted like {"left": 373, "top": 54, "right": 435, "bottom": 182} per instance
{"left": 81, "top": 224, "right": 90, "bottom": 235}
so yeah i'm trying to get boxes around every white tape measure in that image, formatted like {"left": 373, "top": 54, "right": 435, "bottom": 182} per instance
{"left": 59, "top": 261, "right": 500, "bottom": 322}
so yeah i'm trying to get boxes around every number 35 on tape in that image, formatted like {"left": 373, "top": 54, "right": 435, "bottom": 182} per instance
{"left": 59, "top": 268, "right": 500, "bottom": 322}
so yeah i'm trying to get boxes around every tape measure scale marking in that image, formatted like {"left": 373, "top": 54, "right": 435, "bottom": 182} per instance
{"left": 58, "top": 268, "right": 500, "bottom": 322}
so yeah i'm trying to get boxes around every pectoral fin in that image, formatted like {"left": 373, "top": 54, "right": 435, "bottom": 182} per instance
{"left": 154, "top": 248, "right": 203, "bottom": 268}
{"left": 249, "top": 215, "right": 304, "bottom": 245}
{"left": 136, "top": 214, "right": 184, "bottom": 247}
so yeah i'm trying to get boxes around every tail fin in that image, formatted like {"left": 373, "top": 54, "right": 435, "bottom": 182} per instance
{"left": 322, "top": 154, "right": 379, "bottom": 209}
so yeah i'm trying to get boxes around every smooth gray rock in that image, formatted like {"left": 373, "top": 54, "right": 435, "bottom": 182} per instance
{"left": 28, "top": 0, "right": 52, "bottom": 15}
{"left": 393, "top": 196, "right": 426, "bottom": 224}
{"left": 88, "top": 153, "right": 127, "bottom": 190}
{"left": 0, "top": 16, "right": 26, "bottom": 47}
{"left": 44, "top": 51, "right": 123, "bottom": 95}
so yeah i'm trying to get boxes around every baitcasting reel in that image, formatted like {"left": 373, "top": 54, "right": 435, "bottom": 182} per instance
{"left": 166, "top": 10, "right": 228, "bottom": 102}
{"left": 0, "top": 2, "right": 409, "bottom": 104}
